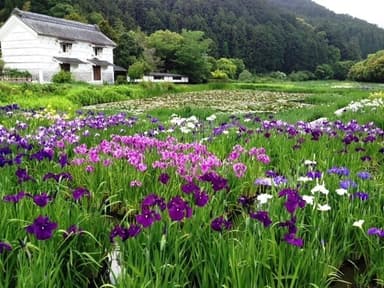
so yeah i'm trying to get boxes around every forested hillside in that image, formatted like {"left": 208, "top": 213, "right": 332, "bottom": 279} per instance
{"left": 1, "top": 0, "right": 384, "bottom": 76}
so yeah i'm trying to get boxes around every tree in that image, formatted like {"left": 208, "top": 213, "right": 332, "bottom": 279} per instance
{"left": 348, "top": 50, "right": 384, "bottom": 82}
{"left": 114, "top": 31, "right": 143, "bottom": 69}
{"left": 147, "top": 30, "right": 183, "bottom": 72}
{"left": 315, "top": 64, "right": 334, "bottom": 80}
{"left": 175, "top": 30, "right": 212, "bottom": 83}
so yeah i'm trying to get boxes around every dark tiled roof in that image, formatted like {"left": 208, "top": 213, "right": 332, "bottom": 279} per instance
{"left": 88, "top": 58, "right": 112, "bottom": 66}
{"left": 149, "top": 72, "right": 186, "bottom": 77}
{"left": 53, "top": 57, "right": 86, "bottom": 64}
{"left": 12, "top": 8, "right": 116, "bottom": 47}
{"left": 113, "top": 65, "right": 127, "bottom": 72}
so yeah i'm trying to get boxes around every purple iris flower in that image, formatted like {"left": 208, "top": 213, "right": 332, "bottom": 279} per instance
{"left": 181, "top": 181, "right": 200, "bottom": 194}
{"left": 158, "top": 173, "right": 170, "bottom": 185}
{"left": 26, "top": 215, "right": 58, "bottom": 240}
{"left": 211, "top": 216, "right": 232, "bottom": 232}
{"left": 340, "top": 179, "right": 357, "bottom": 190}
{"left": 141, "top": 194, "right": 166, "bottom": 211}
{"left": 59, "top": 153, "right": 69, "bottom": 168}
{"left": 167, "top": 196, "right": 192, "bottom": 222}
{"left": 3, "top": 191, "right": 28, "bottom": 203}
{"left": 357, "top": 171, "right": 371, "bottom": 180}
{"left": 136, "top": 210, "right": 161, "bottom": 227}
{"left": 0, "top": 242, "right": 12, "bottom": 254}
{"left": 328, "top": 167, "right": 350, "bottom": 176}
{"left": 72, "top": 187, "right": 91, "bottom": 201}
{"left": 250, "top": 211, "right": 272, "bottom": 227}
{"left": 15, "top": 168, "right": 34, "bottom": 183}
{"left": 200, "top": 172, "right": 229, "bottom": 192}
{"left": 32, "top": 192, "right": 53, "bottom": 207}
{"left": 278, "top": 188, "right": 306, "bottom": 214}
{"left": 367, "top": 227, "right": 384, "bottom": 238}
{"left": 351, "top": 192, "right": 369, "bottom": 201}
{"left": 238, "top": 195, "right": 254, "bottom": 208}
{"left": 279, "top": 216, "right": 298, "bottom": 234}
{"left": 306, "top": 171, "right": 322, "bottom": 180}
{"left": 63, "top": 225, "right": 83, "bottom": 238}
{"left": 283, "top": 233, "right": 304, "bottom": 248}
{"left": 194, "top": 191, "right": 209, "bottom": 207}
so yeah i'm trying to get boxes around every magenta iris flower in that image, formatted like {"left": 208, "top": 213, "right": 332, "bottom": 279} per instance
{"left": 0, "top": 242, "right": 12, "bottom": 253}
{"left": 109, "top": 224, "right": 142, "bottom": 242}
{"left": 26, "top": 215, "right": 58, "bottom": 240}
{"left": 167, "top": 196, "right": 192, "bottom": 221}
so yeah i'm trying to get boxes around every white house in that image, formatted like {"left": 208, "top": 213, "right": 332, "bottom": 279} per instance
{"left": 133, "top": 73, "right": 189, "bottom": 83}
{"left": 0, "top": 8, "right": 116, "bottom": 84}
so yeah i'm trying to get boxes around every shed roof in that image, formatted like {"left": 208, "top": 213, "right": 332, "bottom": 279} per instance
{"left": 53, "top": 57, "right": 87, "bottom": 64}
{"left": 12, "top": 8, "right": 116, "bottom": 47}
{"left": 88, "top": 58, "right": 113, "bottom": 66}
{"left": 149, "top": 72, "right": 186, "bottom": 77}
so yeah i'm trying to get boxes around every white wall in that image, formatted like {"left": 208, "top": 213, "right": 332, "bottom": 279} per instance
{"left": 0, "top": 15, "right": 115, "bottom": 83}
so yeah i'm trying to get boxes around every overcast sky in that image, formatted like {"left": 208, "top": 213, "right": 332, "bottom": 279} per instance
{"left": 312, "top": 0, "right": 384, "bottom": 28}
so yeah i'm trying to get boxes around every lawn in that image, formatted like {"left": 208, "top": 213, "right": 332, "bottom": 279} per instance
{"left": 0, "top": 80, "right": 383, "bottom": 287}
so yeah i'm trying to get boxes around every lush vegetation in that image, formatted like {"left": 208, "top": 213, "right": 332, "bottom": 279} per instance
{"left": 349, "top": 50, "right": 384, "bottom": 83}
{"left": 2, "top": 0, "right": 384, "bottom": 76}
{"left": 0, "top": 82, "right": 383, "bottom": 288}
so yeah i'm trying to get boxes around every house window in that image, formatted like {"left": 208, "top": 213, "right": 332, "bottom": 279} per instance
{"left": 60, "top": 63, "right": 70, "bottom": 72}
{"left": 60, "top": 42, "right": 72, "bottom": 53}
{"left": 153, "top": 75, "right": 163, "bottom": 80}
{"left": 93, "top": 47, "right": 103, "bottom": 56}
{"left": 93, "top": 65, "right": 101, "bottom": 81}
{"left": 173, "top": 76, "right": 182, "bottom": 80}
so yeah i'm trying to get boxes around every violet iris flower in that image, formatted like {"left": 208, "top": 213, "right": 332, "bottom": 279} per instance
{"left": 3, "top": 191, "right": 28, "bottom": 203}
{"left": 136, "top": 210, "right": 161, "bottom": 227}
{"left": 0, "top": 242, "right": 12, "bottom": 253}
{"left": 211, "top": 216, "right": 232, "bottom": 232}
{"left": 72, "top": 187, "right": 91, "bottom": 201}
{"left": 32, "top": 192, "right": 53, "bottom": 207}
{"left": 283, "top": 233, "right": 304, "bottom": 248}
{"left": 167, "top": 196, "right": 192, "bottom": 221}
{"left": 26, "top": 215, "right": 58, "bottom": 240}
{"left": 158, "top": 173, "right": 170, "bottom": 185}
{"left": 250, "top": 211, "right": 272, "bottom": 227}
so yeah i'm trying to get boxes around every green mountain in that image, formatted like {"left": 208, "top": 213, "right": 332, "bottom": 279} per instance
{"left": 1, "top": 0, "right": 384, "bottom": 73}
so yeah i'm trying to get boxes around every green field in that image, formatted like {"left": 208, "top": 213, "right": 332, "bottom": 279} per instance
{"left": 0, "top": 80, "right": 383, "bottom": 287}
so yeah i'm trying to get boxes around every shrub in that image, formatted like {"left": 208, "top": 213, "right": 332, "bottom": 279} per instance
{"left": 238, "top": 70, "right": 253, "bottom": 82}
{"left": 210, "top": 70, "right": 229, "bottom": 80}
{"left": 2, "top": 68, "right": 31, "bottom": 78}
{"left": 269, "top": 71, "right": 287, "bottom": 80}
{"left": 115, "top": 75, "right": 128, "bottom": 85}
{"left": 52, "top": 71, "right": 73, "bottom": 83}
{"left": 65, "top": 88, "right": 101, "bottom": 106}
{"left": 288, "top": 71, "right": 315, "bottom": 81}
